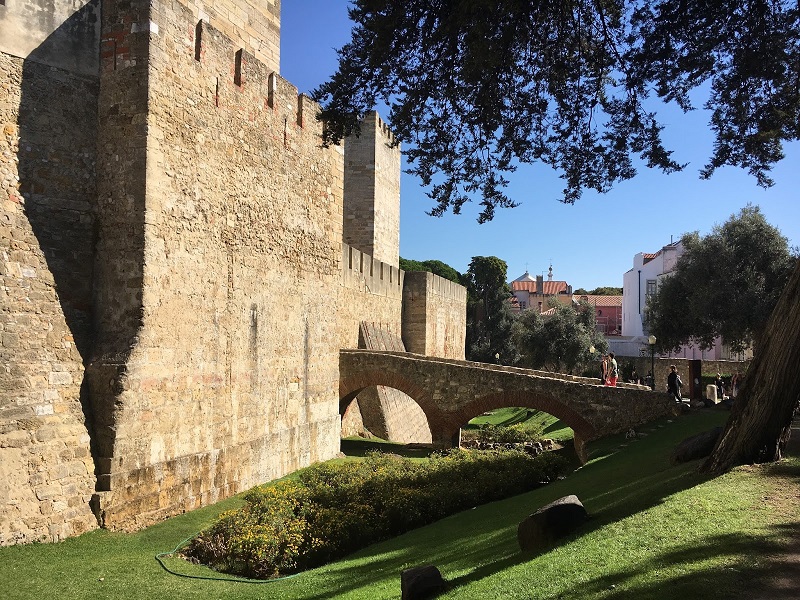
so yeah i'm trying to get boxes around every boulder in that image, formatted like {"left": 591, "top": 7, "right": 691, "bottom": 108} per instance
{"left": 670, "top": 426, "right": 723, "bottom": 464}
{"left": 401, "top": 564, "right": 446, "bottom": 600}
{"left": 517, "top": 494, "right": 588, "bottom": 553}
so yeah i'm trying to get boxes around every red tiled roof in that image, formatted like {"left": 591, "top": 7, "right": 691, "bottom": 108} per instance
{"left": 511, "top": 280, "right": 570, "bottom": 294}
{"left": 642, "top": 252, "right": 658, "bottom": 264}
{"left": 574, "top": 295, "right": 622, "bottom": 307}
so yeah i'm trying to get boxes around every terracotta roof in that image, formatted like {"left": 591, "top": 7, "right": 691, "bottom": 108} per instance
{"left": 574, "top": 295, "right": 622, "bottom": 307}
{"left": 511, "top": 280, "right": 570, "bottom": 295}
{"left": 541, "top": 307, "right": 557, "bottom": 316}
{"left": 642, "top": 252, "right": 658, "bottom": 264}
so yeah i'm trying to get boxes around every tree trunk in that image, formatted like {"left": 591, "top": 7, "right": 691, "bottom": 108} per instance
{"left": 701, "top": 259, "right": 800, "bottom": 475}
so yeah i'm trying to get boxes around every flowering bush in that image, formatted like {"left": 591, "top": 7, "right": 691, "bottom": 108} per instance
{"left": 185, "top": 449, "right": 566, "bottom": 579}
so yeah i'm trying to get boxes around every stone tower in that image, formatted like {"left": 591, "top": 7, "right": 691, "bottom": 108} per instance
{"left": 343, "top": 112, "right": 401, "bottom": 268}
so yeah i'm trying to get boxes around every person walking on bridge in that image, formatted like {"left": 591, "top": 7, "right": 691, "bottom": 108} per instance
{"left": 605, "top": 352, "right": 619, "bottom": 387}
{"left": 600, "top": 354, "right": 609, "bottom": 385}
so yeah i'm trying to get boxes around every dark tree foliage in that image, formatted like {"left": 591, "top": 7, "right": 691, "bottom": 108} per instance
{"left": 575, "top": 287, "right": 623, "bottom": 296}
{"left": 513, "top": 299, "right": 608, "bottom": 374}
{"left": 647, "top": 205, "right": 795, "bottom": 354}
{"left": 399, "top": 257, "right": 462, "bottom": 284}
{"left": 463, "top": 256, "right": 518, "bottom": 364}
{"left": 314, "top": 0, "right": 800, "bottom": 222}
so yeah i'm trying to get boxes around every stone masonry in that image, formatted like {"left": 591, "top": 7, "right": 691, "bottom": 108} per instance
{"left": 0, "top": 0, "right": 101, "bottom": 545}
{"left": 86, "top": 0, "right": 344, "bottom": 531}
{"left": 343, "top": 112, "right": 401, "bottom": 268}
{"left": 402, "top": 271, "right": 467, "bottom": 360}
{"left": 344, "top": 322, "right": 432, "bottom": 444}
{"left": 1, "top": 0, "right": 468, "bottom": 543}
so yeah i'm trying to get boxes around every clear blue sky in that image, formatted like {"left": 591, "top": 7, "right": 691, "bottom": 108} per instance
{"left": 281, "top": 2, "right": 799, "bottom": 290}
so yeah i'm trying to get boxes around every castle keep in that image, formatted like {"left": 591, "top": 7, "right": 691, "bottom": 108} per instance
{"left": 0, "top": 0, "right": 466, "bottom": 544}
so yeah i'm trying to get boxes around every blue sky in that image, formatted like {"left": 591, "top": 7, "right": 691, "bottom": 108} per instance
{"left": 281, "top": 2, "right": 799, "bottom": 290}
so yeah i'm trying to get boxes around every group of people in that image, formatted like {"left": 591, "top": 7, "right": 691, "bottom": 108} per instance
{"left": 596, "top": 355, "right": 744, "bottom": 404}
{"left": 668, "top": 367, "right": 744, "bottom": 405}
{"left": 715, "top": 371, "right": 743, "bottom": 403}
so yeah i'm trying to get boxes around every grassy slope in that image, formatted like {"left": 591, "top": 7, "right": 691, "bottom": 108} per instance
{"left": 467, "top": 407, "right": 575, "bottom": 442}
{"left": 2, "top": 408, "right": 798, "bottom": 599}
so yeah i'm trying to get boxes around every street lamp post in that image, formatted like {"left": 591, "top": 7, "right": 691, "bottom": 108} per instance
{"left": 648, "top": 335, "right": 657, "bottom": 390}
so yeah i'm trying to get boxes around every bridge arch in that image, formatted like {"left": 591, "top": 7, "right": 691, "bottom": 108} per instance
{"left": 338, "top": 369, "right": 461, "bottom": 446}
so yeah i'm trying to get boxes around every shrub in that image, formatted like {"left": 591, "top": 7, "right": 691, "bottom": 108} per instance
{"left": 185, "top": 481, "right": 312, "bottom": 579}
{"left": 461, "top": 420, "right": 545, "bottom": 445}
{"left": 184, "top": 449, "right": 567, "bottom": 579}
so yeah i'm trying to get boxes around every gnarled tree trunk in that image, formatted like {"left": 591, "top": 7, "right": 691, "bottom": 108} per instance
{"left": 702, "top": 259, "right": 800, "bottom": 475}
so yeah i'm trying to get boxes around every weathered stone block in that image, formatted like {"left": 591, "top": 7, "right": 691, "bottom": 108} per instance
{"left": 670, "top": 426, "right": 723, "bottom": 465}
{"left": 400, "top": 565, "right": 446, "bottom": 600}
{"left": 517, "top": 495, "right": 588, "bottom": 553}
{"left": 34, "top": 484, "right": 62, "bottom": 501}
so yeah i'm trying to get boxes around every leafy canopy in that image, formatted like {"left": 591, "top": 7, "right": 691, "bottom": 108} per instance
{"left": 399, "top": 257, "right": 462, "bottom": 284}
{"left": 574, "top": 287, "right": 623, "bottom": 296}
{"left": 513, "top": 298, "right": 608, "bottom": 374}
{"left": 647, "top": 205, "right": 796, "bottom": 353}
{"left": 464, "top": 256, "right": 517, "bottom": 364}
{"left": 315, "top": 0, "right": 800, "bottom": 222}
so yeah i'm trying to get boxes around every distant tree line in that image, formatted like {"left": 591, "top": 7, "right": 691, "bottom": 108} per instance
{"left": 573, "top": 287, "right": 622, "bottom": 296}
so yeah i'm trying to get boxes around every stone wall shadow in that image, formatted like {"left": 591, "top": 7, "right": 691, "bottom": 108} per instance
{"left": 15, "top": 0, "right": 101, "bottom": 470}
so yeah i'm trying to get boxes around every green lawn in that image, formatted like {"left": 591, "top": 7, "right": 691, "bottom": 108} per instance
{"left": 467, "top": 406, "right": 575, "bottom": 442}
{"left": 2, "top": 407, "right": 798, "bottom": 599}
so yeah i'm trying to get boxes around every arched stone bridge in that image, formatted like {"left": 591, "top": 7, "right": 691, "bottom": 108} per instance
{"left": 340, "top": 350, "right": 677, "bottom": 460}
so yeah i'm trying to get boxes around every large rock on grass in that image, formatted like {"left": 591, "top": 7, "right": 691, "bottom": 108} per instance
{"left": 517, "top": 494, "right": 588, "bottom": 553}
{"left": 401, "top": 564, "right": 446, "bottom": 600}
{"left": 670, "top": 426, "right": 723, "bottom": 464}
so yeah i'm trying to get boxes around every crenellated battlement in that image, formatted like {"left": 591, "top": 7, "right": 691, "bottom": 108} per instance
{"left": 341, "top": 243, "right": 404, "bottom": 299}
{"left": 369, "top": 111, "right": 398, "bottom": 147}
{"left": 174, "top": 0, "right": 280, "bottom": 73}
{"left": 178, "top": 14, "right": 325, "bottom": 140}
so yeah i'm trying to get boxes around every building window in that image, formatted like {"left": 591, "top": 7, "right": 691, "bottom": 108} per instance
{"left": 520, "top": 301, "right": 526, "bottom": 309}
{"left": 646, "top": 279, "right": 657, "bottom": 298}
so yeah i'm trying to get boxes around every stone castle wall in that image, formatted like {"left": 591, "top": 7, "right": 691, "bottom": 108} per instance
{"left": 402, "top": 271, "right": 467, "bottom": 360}
{"left": 0, "top": 0, "right": 100, "bottom": 76}
{"left": 173, "top": 0, "right": 280, "bottom": 73}
{"left": 0, "top": 0, "right": 468, "bottom": 543}
{"left": 338, "top": 244, "right": 404, "bottom": 350}
{"left": 0, "top": 2, "right": 100, "bottom": 544}
{"left": 86, "top": 0, "right": 343, "bottom": 530}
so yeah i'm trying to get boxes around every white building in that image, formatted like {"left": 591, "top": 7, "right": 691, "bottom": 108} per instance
{"left": 622, "top": 241, "right": 682, "bottom": 338}
{"left": 615, "top": 240, "right": 732, "bottom": 360}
